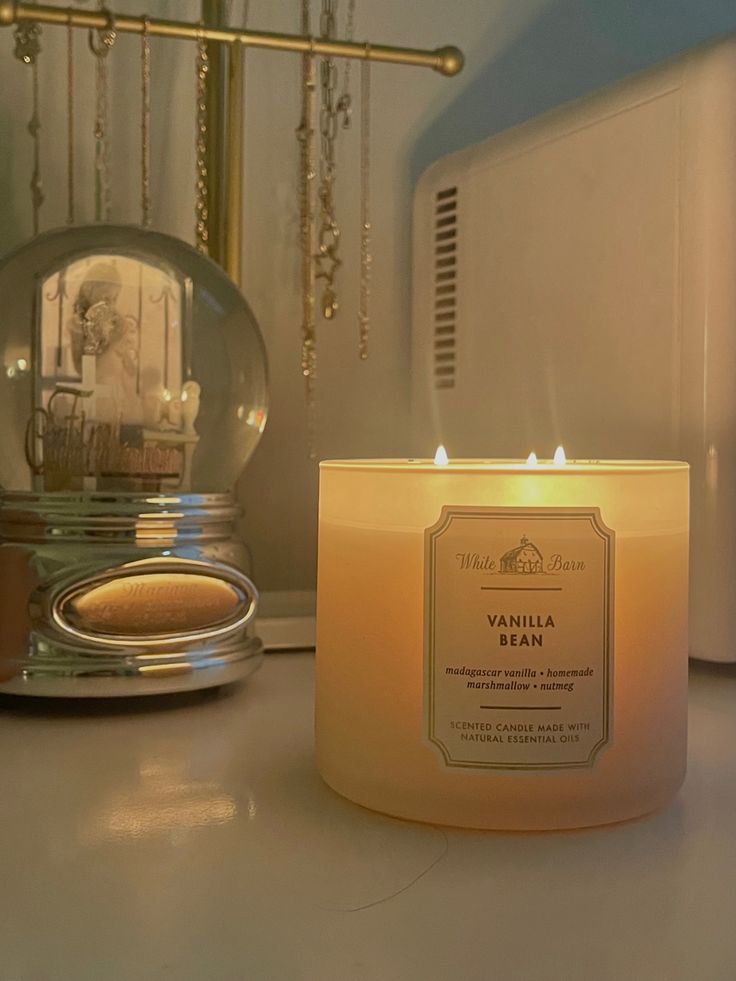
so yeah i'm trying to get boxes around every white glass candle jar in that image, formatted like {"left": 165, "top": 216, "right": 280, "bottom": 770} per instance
{"left": 316, "top": 459, "right": 689, "bottom": 831}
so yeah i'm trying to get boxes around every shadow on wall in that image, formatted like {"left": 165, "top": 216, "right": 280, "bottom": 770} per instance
{"left": 411, "top": 0, "right": 736, "bottom": 183}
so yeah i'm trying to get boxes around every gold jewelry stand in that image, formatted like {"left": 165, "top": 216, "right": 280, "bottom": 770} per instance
{"left": 0, "top": 1, "right": 463, "bottom": 286}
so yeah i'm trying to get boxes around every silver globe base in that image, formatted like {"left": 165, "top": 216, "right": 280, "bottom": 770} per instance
{"left": 0, "top": 491, "right": 263, "bottom": 697}
{"left": 0, "top": 635, "right": 263, "bottom": 698}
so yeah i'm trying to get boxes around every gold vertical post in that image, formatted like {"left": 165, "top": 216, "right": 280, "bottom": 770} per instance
{"left": 202, "top": 0, "right": 244, "bottom": 284}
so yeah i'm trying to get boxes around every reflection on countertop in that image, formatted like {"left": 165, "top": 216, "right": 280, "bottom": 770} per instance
{"left": 1, "top": 656, "right": 736, "bottom": 981}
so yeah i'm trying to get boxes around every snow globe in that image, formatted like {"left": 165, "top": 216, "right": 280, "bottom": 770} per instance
{"left": 0, "top": 225, "right": 268, "bottom": 695}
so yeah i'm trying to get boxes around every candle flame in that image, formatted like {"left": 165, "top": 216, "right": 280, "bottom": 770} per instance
{"left": 526, "top": 451, "right": 538, "bottom": 467}
{"left": 553, "top": 445, "right": 567, "bottom": 466}
{"left": 434, "top": 445, "right": 449, "bottom": 466}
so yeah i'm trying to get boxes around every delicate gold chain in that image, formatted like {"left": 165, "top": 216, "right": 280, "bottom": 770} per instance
{"left": 298, "top": 58, "right": 317, "bottom": 384}
{"left": 314, "top": 0, "right": 341, "bottom": 321}
{"left": 195, "top": 27, "right": 209, "bottom": 254}
{"left": 89, "top": 7, "right": 117, "bottom": 223}
{"left": 336, "top": 0, "right": 356, "bottom": 128}
{"left": 297, "top": 0, "right": 317, "bottom": 454}
{"left": 141, "top": 17, "right": 152, "bottom": 228}
{"left": 29, "top": 44, "right": 43, "bottom": 235}
{"left": 66, "top": 10, "right": 75, "bottom": 225}
{"left": 358, "top": 48, "right": 371, "bottom": 359}
{"left": 14, "top": 22, "right": 44, "bottom": 237}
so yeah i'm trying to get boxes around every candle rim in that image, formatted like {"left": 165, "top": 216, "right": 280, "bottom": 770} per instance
{"left": 319, "top": 458, "right": 690, "bottom": 474}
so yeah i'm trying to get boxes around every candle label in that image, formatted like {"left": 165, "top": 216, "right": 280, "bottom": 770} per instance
{"left": 425, "top": 507, "right": 614, "bottom": 770}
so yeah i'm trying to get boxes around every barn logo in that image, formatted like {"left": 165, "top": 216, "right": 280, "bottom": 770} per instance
{"left": 454, "top": 535, "right": 586, "bottom": 575}
{"left": 499, "top": 535, "right": 543, "bottom": 574}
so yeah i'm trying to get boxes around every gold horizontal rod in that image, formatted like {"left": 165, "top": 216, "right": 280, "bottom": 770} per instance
{"left": 0, "top": 2, "right": 464, "bottom": 76}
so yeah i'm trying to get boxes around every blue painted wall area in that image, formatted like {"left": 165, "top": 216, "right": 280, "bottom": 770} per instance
{"left": 412, "top": 0, "right": 736, "bottom": 182}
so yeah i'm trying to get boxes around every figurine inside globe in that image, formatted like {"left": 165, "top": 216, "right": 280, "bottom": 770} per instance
{"left": 0, "top": 225, "right": 268, "bottom": 494}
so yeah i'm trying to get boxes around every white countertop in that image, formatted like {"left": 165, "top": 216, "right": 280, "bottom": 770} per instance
{"left": 2, "top": 654, "right": 736, "bottom": 981}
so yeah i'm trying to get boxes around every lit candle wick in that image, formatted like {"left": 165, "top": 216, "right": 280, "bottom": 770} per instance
{"left": 553, "top": 445, "right": 567, "bottom": 466}
{"left": 434, "top": 445, "right": 449, "bottom": 467}
{"left": 526, "top": 451, "right": 538, "bottom": 467}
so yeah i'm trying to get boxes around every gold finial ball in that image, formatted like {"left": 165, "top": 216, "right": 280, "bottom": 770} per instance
{"left": 436, "top": 46, "right": 464, "bottom": 77}
{"left": 0, "top": 2, "right": 16, "bottom": 26}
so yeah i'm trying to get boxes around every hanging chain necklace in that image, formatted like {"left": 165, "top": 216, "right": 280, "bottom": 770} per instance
{"left": 314, "top": 0, "right": 341, "bottom": 321}
{"left": 89, "top": 7, "right": 117, "bottom": 222}
{"left": 336, "top": 0, "right": 355, "bottom": 129}
{"left": 195, "top": 25, "right": 210, "bottom": 254}
{"left": 140, "top": 16, "right": 152, "bottom": 229}
{"left": 358, "top": 46, "right": 371, "bottom": 359}
{"left": 296, "top": 0, "right": 318, "bottom": 453}
{"left": 296, "top": 0, "right": 369, "bottom": 452}
{"left": 13, "top": 21, "right": 44, "bottom": 237}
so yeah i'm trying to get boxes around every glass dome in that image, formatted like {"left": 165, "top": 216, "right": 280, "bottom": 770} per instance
{"left": 0, "top": 225, "right": 268, "bottom": 494}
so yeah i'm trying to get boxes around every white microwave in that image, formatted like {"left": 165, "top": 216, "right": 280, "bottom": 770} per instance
{"left": 412, "top": 36, "right": 736, "bottom": 662}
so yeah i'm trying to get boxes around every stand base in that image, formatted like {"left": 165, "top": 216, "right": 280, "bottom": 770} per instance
{"left": 0, "top": 489, "right": 263, "bottom": 697}
{"left": 0, "top": 637, "right": 263, "bottom": 698}
{"left": 0, "top": 636, "right": 263, "bottom": 698}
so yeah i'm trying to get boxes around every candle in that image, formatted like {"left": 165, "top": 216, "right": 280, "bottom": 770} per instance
{"left": 316, "top": 456, "right": 689, "bottom": 831}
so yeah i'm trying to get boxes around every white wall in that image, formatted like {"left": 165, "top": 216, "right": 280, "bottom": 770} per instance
{"left": 0, "top": 0, "right": 548, "bottom": 590}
